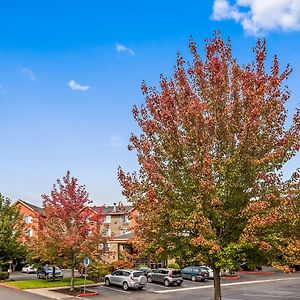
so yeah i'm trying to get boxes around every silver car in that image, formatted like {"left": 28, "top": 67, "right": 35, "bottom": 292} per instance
{"left": 147, "top": 268, "right": 183, "bottom": 286}
{"left": 105, "top": 269, "right": 147, "bottom": 290}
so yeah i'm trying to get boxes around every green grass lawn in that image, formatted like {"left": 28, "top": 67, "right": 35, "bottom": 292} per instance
{"left": 5, "top": 277, "right": 95, "bottom": 289}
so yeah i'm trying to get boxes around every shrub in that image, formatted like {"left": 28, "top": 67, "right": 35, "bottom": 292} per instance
{"left": 110, "top": 260, "right": 133, "bottom": 271}
{"left": 87, "top": 261, "right": 110, "bottom": 282}
{"left": 0, "top": 272, "right": 10, "bottom": 280}
{"left": 167, "top": 263, "right": 180, "bottom": 269}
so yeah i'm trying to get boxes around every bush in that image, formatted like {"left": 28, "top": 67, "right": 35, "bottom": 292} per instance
{"left": 87, "top": 261, "right": 110, "bottom": 282}
{"left": 110, "top": 260, "right": 133, "bottom": 271}
{"left": 0, "top": 272, "right": 9, "bottom": 280}
{"left": 167, "top": 263, "right": 180, "bottom": 269}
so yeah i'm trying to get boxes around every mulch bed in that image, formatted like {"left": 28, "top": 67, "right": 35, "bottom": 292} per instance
{"left": 52, "top": 287, "right": 98, "bottom": 297}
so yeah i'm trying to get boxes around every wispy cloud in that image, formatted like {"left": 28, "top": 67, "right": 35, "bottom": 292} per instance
{"left": 116, "top": 43, "right": 135, "bottom": 56}
{"left": 107, "top": 136, "right": 125, "bottom": 148}
{"left": 21, "top": 67, "right": 36, "bottom": 80}
{"left": 212, "top": 0, "right": 300, "bottom": 36}
{"left": 68, "top": 80, "right": 90, "bottom": 91}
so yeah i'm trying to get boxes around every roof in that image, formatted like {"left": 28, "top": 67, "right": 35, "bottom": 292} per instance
{"left": 16, "top": 200, "right": 44, "bottom": 214}
{"left": 91, "top": 204, "right": 133, "bottom": 214}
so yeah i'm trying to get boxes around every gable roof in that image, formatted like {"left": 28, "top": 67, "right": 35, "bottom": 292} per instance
{"left": 15, "top": 199, "right": 44, "bottom": 215}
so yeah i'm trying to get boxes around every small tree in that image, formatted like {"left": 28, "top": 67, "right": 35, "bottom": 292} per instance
{"left": 32, "top": 171, "right": 107, "bottom": 290}
{"left": 0, "top": 194, "right": 26, "bottom": 271}
{"left": 119, "top": 33, "right": 300, "bottom": 300}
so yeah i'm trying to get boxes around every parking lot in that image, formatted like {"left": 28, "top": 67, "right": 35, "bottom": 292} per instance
{"left": 3, "top": 270, "right": 300, "bottom": 300}
{"left": 76, "top": 272, "right": 300, "bottom": 300}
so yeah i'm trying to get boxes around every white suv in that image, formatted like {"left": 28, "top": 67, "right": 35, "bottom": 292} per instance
{"left": 105, "top": 269, "right": 147, "bottom": 290}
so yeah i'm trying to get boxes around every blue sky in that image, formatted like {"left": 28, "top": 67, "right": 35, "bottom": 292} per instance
{"left": 1, "top": 0, "right": 300, "bottom": 206}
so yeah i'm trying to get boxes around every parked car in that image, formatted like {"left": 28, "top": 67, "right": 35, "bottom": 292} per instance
{"left": 21, "top": 264, "right": 37, "bottom": 274}
{"left": 37, "top": 266, "right": 64, "bottom": 279}
{"left": 240, "top": 262, "right": 262, "bottom": 271}
{"left": 138, "top": 266, "right": 152, "bottom": 276}
{"left": 199, "top": 266, "right": 214, "bottom": 279}
{"left": 181, "top": 266, "right": 209, "bottom": 282}
{"left": 147, "top": 268, "right": 183, "bottom": 286}
{"left": 105, "top": 269, "right": 147, "bottom": 290}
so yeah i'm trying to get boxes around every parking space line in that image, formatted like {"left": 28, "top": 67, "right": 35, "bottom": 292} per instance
{"left": 154, "top": 277, "right": 300, "bottom": 294}
{"left": 101, "top": 286, "right": 131, "bottom": 294}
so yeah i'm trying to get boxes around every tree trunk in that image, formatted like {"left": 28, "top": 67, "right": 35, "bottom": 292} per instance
{"left": 213, "top": 266, "right": 222, "bottom": 300}
{"left": 70, "top": 265, "right": 75, "bottom": 291}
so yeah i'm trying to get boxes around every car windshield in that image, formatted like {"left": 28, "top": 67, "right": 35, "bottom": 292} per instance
{"left": 133, "top": 271, "right": 144, "bottom": 277}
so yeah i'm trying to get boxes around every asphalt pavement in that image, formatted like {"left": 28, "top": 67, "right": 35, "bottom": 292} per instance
{"left": 2, "top": 270, "right": 300, "bottom": 300}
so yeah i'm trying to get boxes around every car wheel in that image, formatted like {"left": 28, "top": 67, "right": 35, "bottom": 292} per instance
{"left": 105, "top": 278, "right": 110, "bottom": 286}
{"left": 191, "top": 275, "right": 196, "bottom": 282}
{"left": 147, "top": 276, "right": 152, "bottom": 283}
{"left": 123, "top": 282, "right": 129, "bottom": 291}
{"left": 27, "top": 270, "right": 29, "bottom": 274}
{"left": 138, "top": 286, "right": 144, "bottom": 290}
{"left": 176, "top": 282, "right": 182, "bottom": 286}
{"left": 164, "top": 279, "right": 170, "bottom": 287}
{"left": 200, "top": 278, "right": 205, "bottom": 282}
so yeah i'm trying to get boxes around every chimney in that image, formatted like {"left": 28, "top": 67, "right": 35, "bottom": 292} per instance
{"left": 113, "top": 203, "right": 116, "bottom": 212}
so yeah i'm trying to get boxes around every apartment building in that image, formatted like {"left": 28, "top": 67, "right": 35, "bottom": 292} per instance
{"left": 14, "top": 199, "right": 44, "bottom": 239}
{"left": 15, "top": 199, "right": 135, "bottom": 261}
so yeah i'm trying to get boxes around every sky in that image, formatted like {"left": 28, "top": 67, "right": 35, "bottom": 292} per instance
{"left": 1, "top": 0, "right": 300, "bottom": 206}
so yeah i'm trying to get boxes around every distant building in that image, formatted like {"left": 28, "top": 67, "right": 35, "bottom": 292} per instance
{"left": 14, "top": 199, "right": 44, "bottom": 239}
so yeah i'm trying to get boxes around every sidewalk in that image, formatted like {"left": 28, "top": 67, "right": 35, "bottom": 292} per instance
{"left": 24, "top": 283, "right": 103, "bottom": 299}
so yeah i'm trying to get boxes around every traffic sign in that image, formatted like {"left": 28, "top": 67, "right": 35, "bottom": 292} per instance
{"left": 83, "top": 257, "right": 90, "bottom": 266}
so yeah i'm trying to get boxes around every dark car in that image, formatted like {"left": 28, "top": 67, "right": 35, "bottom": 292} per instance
{"left": 37, "top": 266, "right": 64, "bottom": 279}
{"left": 138, "top": 267, "right": 152, "bottom": 276}
{"left": 147, "top": 268, "right": 183, "bottom": 286}
{"left": 240, "top": 262, "right": 262, "bottom": 271}
{"left": 181, "top": 266, "right": 209, "bottom": 282}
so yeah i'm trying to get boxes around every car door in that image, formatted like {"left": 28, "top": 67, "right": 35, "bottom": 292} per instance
{"left": 121, "top": 271, "right": 130, "bottom": 285}
{"left": 110, "top": 270, "right": 121, "bottom": 285}
{"left": 159, "top": 269, "right": 168, "bottom": 283}
{"left": 151, "top": 269, "right": 160, "bottom": 282}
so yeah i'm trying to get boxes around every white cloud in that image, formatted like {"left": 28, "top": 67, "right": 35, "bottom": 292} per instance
{"left": 116, "top": 43, "right": 135, "bottom": 56}
{"left": 21, "top": 67, "right": 36, "bottom": 80}
{"left": 212, "top": 0, "right": 300, "bottom": 36}
{"left": 68, "top": 80, "right": 90, "bottom": 91}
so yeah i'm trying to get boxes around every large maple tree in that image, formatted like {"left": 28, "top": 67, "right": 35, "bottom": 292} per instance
{"left": 119, "top": 33, "right": 300, "bottom": 300}
{"left": 32, "top": 172, "right": 107, "bottom": 290}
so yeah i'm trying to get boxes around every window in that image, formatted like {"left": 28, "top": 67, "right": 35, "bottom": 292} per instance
{"left": 26, "top": 229, "right": 33, "bottom": 237}
{"left": 24, "top": 216, "right": 33, "bottom": 224}
{"left": 104, "top": 215, "right": 111, "bottom": 223}
{"left": 104, "top": 228, "right": 111, "bottom": 237}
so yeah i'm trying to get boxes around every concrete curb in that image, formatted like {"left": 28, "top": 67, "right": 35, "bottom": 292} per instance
{"left": 78, "top": 291, "right": 98, "bottom": 297}
{"left": 0, "top": 282, "right": 20, "bottom": 290}
{"left": 241, "top": 271, "right": 274, "bottom": 275}
{"left": 222, "top": 275, "right": 241, "bottom": 280}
